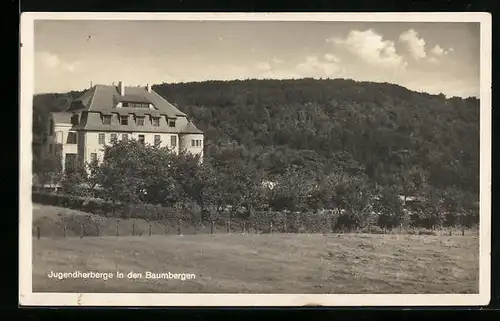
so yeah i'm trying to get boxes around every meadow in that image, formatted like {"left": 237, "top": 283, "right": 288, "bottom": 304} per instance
{"left": 32, "top": 204, "right": 479, "bottom": 294}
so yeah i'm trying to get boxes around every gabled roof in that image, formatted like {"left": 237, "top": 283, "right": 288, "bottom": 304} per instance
{"left": 65, "top": 84, "right": 187, "bottom": 117}
{"left": 180, "top": 121, "right": 203, "bottom": 134}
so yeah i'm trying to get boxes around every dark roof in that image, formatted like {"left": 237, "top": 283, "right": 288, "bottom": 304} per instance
{"left": 180, "top": 121, "right": 203, "bottom": 134}
{"left": 117, "top": 94, "right": 152, "bottom": 104}
{"left": 64, "top": 84, "right": 187, "bottom": 117}
{"left": 54, "top": 84, "right": 202, "bottom": 134}
{"left": 51, "top": 112, "right": 73, "bottom": 124}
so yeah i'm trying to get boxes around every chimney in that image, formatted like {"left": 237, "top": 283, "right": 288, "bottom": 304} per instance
{"left": 146, "top": 83, "right": 151, "bottom": 93}
{"left": 118, "top": 81, "right": 125, "bottom": 96}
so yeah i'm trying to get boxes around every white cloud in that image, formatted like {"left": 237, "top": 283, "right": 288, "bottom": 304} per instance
{"left": 426, "top": 44, "right": 454, "bottom": 64}
{"left": 328, "top": 29, "right": 406, "bottom": 69}
{"left": 398, "top": 29, "right": 427, "bottom": 60}
{"left": 430, "top": 44, "right": 450, "bottom": 57}
{"left": 37, "top": 51, "right": 80, "bottom": 73}
{"left": 324, "top": 53, "right": 340, "bottom": 63}
{"left": 296, "top": 55, "right": 341, "bottom": 77}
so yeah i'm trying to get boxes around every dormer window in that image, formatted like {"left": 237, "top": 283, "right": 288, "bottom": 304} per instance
{"left": 120, "top": 115, "right": 129, "bottom": 125}
{"left": 102, "top": 115, "right": 111, "bottom": 125}
{"left": 151, "top": 116, "right": 160, "bottom": 127}
{"left": 131, "top": 102, "right": 149, "bottom": 108}
{"left": 71, "top": 114, "right": 79, "bottom": 125}
{"left": 136, "top": 116, "right": 145, "bottom": 126}
{"left": 121, "top": 101, "right": 150, "bottom": 108}
{"left": 168, "top": 119, "right": 176, "bottom": 127}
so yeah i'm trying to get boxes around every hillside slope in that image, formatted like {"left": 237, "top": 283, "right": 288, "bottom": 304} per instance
{"left": 32, "top": 79, "right": 479, "bottom": 195}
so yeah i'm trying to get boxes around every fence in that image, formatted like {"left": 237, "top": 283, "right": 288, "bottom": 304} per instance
{"left": 33, "top": 215, "right": 475, "bottom": 239}
{"left": 33, "top": 217, "right": 308, "bottom": 239}
{"left": 32, "top": 191, "right": 478, "bottom": 238}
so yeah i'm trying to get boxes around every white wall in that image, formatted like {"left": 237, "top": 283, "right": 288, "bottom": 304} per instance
{"left": 82, "top": 131, "right": 181, "bottom": 164}
{"left": 179, "top": 133, "right": 204, "bottom": 159}
{"left": 44, "top": 120, "right": 78, "bottom": 171}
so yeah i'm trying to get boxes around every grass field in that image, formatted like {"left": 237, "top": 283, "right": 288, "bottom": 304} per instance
{"left": 32, "top": 231, "right": 479, "bottom": 294}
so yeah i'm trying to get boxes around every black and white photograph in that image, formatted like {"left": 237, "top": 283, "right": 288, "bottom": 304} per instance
{"left": 19, "top": 12, "right": 491, "bottom": 306}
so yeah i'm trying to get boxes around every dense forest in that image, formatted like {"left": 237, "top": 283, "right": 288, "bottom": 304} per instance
{"left": 155, "top": 78, "right": 479, "bottom": 194}
{"left": 32, "top": 78, "right": 480, "bottom": 230}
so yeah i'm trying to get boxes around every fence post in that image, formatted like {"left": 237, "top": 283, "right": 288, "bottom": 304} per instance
{"left": 132, "top": 221, "right": 135, "bottom": 236}
{"left": 177, "top": 219, "right": 181, "bottom": 235}
{"left": 96, "top": 223, "right": 100, "bottom": 237}
{"left": 270, "top": 222, "right": 273, "bottom": 234}
{"left": 80, "top": 224, "right": 84, "bottom": 239}
{"left": 255, "top": 222, "right": 259, "bottom": 234}
{"left": 37, "top": 226, "right": 40, "bottom": 240}
{"left": 210, "top": 220, "right": 214, "bottom": 234}
{"left": 149, "top": 223, "right": 152, "bottom": 236}
{"left": 164, "top": 223, "right": 168, "bottom": 235}
{"left": 226, "top": 220, "right": 231, "bottom": 234}
{"left": 242, "top": 221, "right": 246, "bottom": 234}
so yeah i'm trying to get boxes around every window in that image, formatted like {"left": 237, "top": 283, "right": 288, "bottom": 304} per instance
{"left": 191, "top": 139, "right": 202, "bottom": 147}
{"left": 55, "top": 131, "right": 63, "bottom": 144}
{"left": 126, "top": 102, "right": 149, "bottom": 108}
{"left": 67, "top": 132, "right": 77, "bottom": 144}
{"left": 90, "top": 153, "right": 97, "bottom": 162}
{"left": 102, "top": 115, "right": 112, "bottom": 125}
{"left": 168, "top": 119, "right": 176, "bottom": 127}
{"left": 110, "top": 133, "right": 118, "bottom": 143}
{"left": 120, "top": 115, "right": 128, "bottom": 125}
{"left": 71, "top": 114, "right": 79, "bottom": 125}
{"left": 49, "top": 119, "right": 54, "bottom": 135}
{"left": 138, "top": 134, "right": 145, "bottom": 145}
{"left": 122, "top": 133, "right": 128, "bottom": 142}
{"left": 154, "top": 135, "right": 161, "bottom": 147}
{"left": 65, "top": 154, "right": 77, "bottom": 172}
{"left": 98, "top": 133, "right": 105, "bottom": 145}
{"left": 170, "top": 135, "right": 177, "bottom": 147}
{"left": 136, "top": 116, "right": 145, "bottom": 126}
{"left": 152, "top": 117, "right": 160, "bottom": 127}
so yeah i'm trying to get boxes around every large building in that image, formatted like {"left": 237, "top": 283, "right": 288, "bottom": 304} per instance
{"left": 44, "top": 81, "right": 204, "bottom": 172}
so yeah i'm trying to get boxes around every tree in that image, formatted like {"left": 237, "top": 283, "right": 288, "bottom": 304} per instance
{"left": 60, "top": 163, "right": 87, "bottom": 196}
{"left": 267, "top": 166, "right": 314, "bottom": 212}
{"left": 97, "top": 140, "right": 147, "bottom": 216}
{"left": 34, "top": 154, "right": 62, "bottom": 189}
{"left": 374, "top": 186, "right": 405, "bottom": 230}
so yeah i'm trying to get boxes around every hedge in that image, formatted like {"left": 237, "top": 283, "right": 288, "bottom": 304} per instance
{"left": 32, "top": 192, "right": 479, "bottom": 232}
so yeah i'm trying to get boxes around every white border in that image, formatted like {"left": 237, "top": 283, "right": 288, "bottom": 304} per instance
{"left": 19, "top": 12, "right": 492, "bottom": 307}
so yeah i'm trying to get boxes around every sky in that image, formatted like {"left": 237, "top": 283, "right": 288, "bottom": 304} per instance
{"left": 33, "top": 20, "right": 480, "bottom": 98}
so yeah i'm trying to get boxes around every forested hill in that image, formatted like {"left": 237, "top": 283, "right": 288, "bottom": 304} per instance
{"left": 33, "top": 78, "right": 479, "bottom": 195}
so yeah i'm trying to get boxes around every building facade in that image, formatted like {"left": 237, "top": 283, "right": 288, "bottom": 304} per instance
{"left": 44, "top": 81, "right": 204, "bottom": 172}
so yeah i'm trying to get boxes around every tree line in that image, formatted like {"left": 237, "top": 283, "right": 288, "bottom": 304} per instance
{"left": 35, "top": 138, "right": 478, "bottom": 232}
